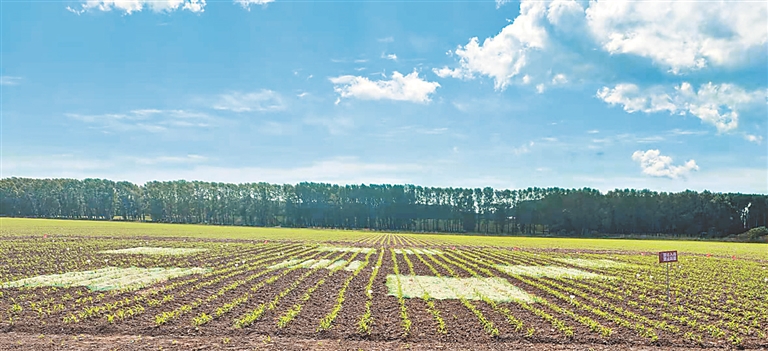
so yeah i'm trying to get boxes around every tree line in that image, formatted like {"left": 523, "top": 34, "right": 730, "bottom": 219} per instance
{"left": 1, "top": 177, "right": 765, "bottom": 238}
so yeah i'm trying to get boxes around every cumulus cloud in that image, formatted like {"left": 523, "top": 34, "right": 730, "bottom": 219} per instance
{"left": 383, "top": 53, "right": 398, "bottom": 61}
{"left": 551, "top": 73, "right": 567, "bottom": 85}
{"left": 213, "top": 90, "right": 285, "bottom": 112}
{"left": 433, "top": 67, "right": 464, "bottom": 80}
{"left": 68, "top": 0, "right": 206, "bottom": 14}
{"left": 330, "top": 70, "right": 440, "bottom": 103}
{"left": 744, "top": 134, "right": 763, "bottom": 144}
{"left": 433, "top": 1, "right": 550, "bottom": 91}
{"left": 234, "top": 0, "right": 274, "bottom": 10}
{"left": 435, "top": 0, "right": 591, "bottom": 91}
{"left": 596, "top": 84, "right": 678, "bottom": 114}
{"left": 586, "top": 1, "right": 768, "bottom": 74}
{"left": 441, "top": 0, "right": 766, "bottom": 92}
{"left": 546, "top": 0, "right": 585, "bottom": 28}
{"left": 597, "top": 82, "right": 766, "bottom": 133}
{"left": 495, "top": 0, "right": 512, "bottom": 9}
{"left": 631, "top": 149, "right": 699, "bottom": 179}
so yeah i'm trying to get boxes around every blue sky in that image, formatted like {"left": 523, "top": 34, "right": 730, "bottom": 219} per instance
{"left": 2, "top": 0, "right": 767, "bottom": 193}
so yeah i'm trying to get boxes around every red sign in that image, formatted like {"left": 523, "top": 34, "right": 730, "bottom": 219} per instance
{"left": 658, "top": 250, "right": 678, "bottom": 263}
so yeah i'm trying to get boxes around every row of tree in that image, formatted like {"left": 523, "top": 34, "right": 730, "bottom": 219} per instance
{"left": 1, "top": 177, "right": 765, "bottom": 237}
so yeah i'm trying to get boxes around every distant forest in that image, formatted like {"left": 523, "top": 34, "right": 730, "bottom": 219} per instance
{"left": 1, "top": 177, "right": 766, "bottom": 238}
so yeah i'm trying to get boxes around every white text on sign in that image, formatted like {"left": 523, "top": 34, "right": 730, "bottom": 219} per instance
{"left": 658, "top": 250, "right": 678, "bottom": 263}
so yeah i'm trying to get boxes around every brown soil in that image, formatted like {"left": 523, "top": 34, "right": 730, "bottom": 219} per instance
{"left": 0, "top": 332, "right": 755, "bottom": 350}
{"left": 1, "top": 238, "right": 765, "bottom": 350}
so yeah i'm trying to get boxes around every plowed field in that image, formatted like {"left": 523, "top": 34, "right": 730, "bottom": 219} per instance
{"left": 1, "top": 219, "right": 766, "bottom": 350}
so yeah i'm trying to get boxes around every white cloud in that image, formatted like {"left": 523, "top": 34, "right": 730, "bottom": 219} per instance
{"left": 551, "top": 73, "right": 567, "bottom": 85}
{"left": 4, "top": 155, "right": 424, "bottom": 186}
{"left": 452, "top": 101, "right": 468, "bottom": 112}
{"left": 451, "top": 95, "right": 523, "bottom": 114}
{"left": 304, "top": 116, "right": 354, "bottom": 135}
{"left": 597, "top": 82, "right": 766, "bottom": 133}
{"left": 181, "top": 0, "right": 205, "bottom": 12}
{"left": 132, "top": 154, "right": 207, "bottom": 165}
{"left": 384, "top": 53, "right": 398, "bottom": 61}
{"left": 259, "top": 121, "right": 295, "bottom": 136}
{"left": 587, "top": 132, "right": 694, "bottom": 147}
{"left": 234, "top": 0, "right": 274, "bottom": 10}
{"left": 677, "top": 82, "right": 766, "bottom": 133}
{"left": 436, "top": 0, "right": 590, "bottom": 92}
{"left": 546, "top": 0, "right": 585, "bottom": 28}
{"left": 510, "top": 141, "right": 535, "bottom": 155}
{"left": 213, "top": 90, "right": 285, "bottom": 112}
{"left": 433, "top": 1, "right": 549, "bottom": 91}
{"left": 65, "top": 109, "right": 214, "bottom": 133}
{"left": 421, "top": 127, "right": 448, "bottom": 135}
{"left": 667, "top": 129, "right": 707, "bottom": 136}
{"left": 0, "top": 76, "right": 21, "bottom": 85}
{"left": 332, "top": 58, "right": 370, "bottom": 64}
{"left": 587, "top": 129, "right": 599, "bottom": 134}
{"left": 433, "top": 67, "right": 464, "bottom": 79}
{"left": 586, "top": 1, "right": 768, "bottom": 73}
{"left": 633, "top": 136, "right": 665, "bottom": 144}
{"left": 443, "top": 0, "right": 766, "bottom": 94}
{"left": 495, "top": 0, "right": 512, "bottom": 9}
{"left": 3, "top": 155, "right": 114, "bottom": 174}
{"left": 378, "top": 125, "right": 452, "bottom": 140}
{"left": 535, "top": 84, "right": 545, "bottom": 94}
{"left": 574, "top": 167, "right": 767, "bottom": 194}
{"left": 631, "top": 149, "right": 699, "bottom": 179}
{"left": 70, "top": 0, "right": 206, "bottom": 14}
{"left": 378, "top": 36, "right": 395, "bottom": 43}
{"left": 745, "top": 134, "right": 763, "bottom": 144}
{"left": 596, "top": 83, "right": 677, "bottom": 114}
{"left": 330, "top": 70, "right": 440, "bottom": 103}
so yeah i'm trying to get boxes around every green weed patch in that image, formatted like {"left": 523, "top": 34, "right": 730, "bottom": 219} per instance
{"left": 317, "top": 246, "right": 376, "bottom": 253}
{"left": 344, "top": 260, "right": 365, "bottom": 271}
{"left": 555, "top": 258, "right": 631, "bottom": 269}
{"left": 1, "top": 266, "right": 209, "bottom": 291}
{"left": 496, "top": 265, "right": 607, "bottom": 279}
{"left": 385, "top": 275, "right": 535, "bottom": 303}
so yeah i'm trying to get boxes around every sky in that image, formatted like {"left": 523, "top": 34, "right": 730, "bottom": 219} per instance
{"left": 1, "top": 0, "right": 767, "bottom": 194}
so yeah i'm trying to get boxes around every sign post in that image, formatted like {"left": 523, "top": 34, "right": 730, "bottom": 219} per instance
{"left": 658, "top": 250, "right": 678, "bottom": 304}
